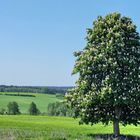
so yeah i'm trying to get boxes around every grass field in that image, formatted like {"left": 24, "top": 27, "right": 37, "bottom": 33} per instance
{"left": 0, "top": 115, "right": 140, "bottom": 140}
{"left": 0, "top": 92, "right": 140, "bottom": 139}
{"left": 0, "top": 92, "right": 62, "bottom": 113}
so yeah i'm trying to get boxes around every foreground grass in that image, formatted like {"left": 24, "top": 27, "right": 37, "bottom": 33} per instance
{"left": 0, "top": 115, "right": 140, "bottom": 140}
{"left": 0, "top": 92, "right": 62, "bottom": 113}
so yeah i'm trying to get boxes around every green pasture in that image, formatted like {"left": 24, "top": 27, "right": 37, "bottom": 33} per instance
{"left": 0, "top": 92, "right": 140, "bottom": 139}
{"left": 0, "top": 92, "right": 62, "bottom": 113}
{"left": 0, "top": 115, "right": 140, "bottom": 140}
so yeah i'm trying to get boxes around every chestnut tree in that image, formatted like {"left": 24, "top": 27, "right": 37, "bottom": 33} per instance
{"left": 66, "top": 13, "right": 140, "bottom": 137}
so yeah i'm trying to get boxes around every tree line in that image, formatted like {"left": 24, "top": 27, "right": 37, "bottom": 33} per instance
{"left": 0, "top": 85, "right": 72, "bottom": 94}
{"left": 0, "top": 101, "right": 73, "bottom": 117}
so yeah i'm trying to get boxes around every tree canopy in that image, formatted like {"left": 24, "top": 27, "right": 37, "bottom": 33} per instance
{"left": 66, "top": 12, "right": 140, "bottom": 136}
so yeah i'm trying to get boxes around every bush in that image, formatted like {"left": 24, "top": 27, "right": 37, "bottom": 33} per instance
{"left": 47, "top": 102, "right": 73, "bottom": 117}
{"left": 7, "top": 101, "right": 20, "bottom": 115}
{"left": 28, "top": 102, "right": 40, "bottom": 115}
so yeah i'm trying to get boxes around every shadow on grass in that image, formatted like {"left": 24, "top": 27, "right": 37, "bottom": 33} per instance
{"left": 88, "top": 134, "right": 140, "bottom": 140}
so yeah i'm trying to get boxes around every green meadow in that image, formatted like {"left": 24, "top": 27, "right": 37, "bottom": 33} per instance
{"left": 0, "top": 115, "right": 140, "bottom": 140}
{"left": 0, "top": 92, "right": 140, "bottom": 139}
{"left": 0, "top": 92, "right": 62, "bottom": 113}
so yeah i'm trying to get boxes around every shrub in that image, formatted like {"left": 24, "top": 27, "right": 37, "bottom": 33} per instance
{"left": 0, "top": 108, "right": 6, "bottom": 115}
{"left": 47, "top": 102, "right": 73, "bottom": 117}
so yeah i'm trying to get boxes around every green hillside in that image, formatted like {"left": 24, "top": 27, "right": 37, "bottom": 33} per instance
{"left": 0, "top": 115, "right": 140, "bottom": 140}
{"left": 0, "top": 92, "right": 62, "bottom": 113}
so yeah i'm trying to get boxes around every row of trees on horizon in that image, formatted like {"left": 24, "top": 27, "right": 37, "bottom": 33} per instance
{"left": 0, "top": 85, "right": 71, "bottom": 94}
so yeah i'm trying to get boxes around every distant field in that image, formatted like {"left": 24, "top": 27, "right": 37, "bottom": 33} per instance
{"left": 0, "top": 115, "right": 140, "bottom": 140}
{"left": 0, "top": 92, "right": 63, "bottom": 113}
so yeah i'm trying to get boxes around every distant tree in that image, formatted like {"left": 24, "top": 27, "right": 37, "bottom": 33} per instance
{"left": 7, "top": 101, "right": 20, "bottom": 115}
{"left": 66, "top": 12, "right": 140, "bottom": 137}
{"left": 28, "top": 102, "right": 40, "bottom": 115}
{"left": 0, "top": 108, "right": 6, "bottom": 115}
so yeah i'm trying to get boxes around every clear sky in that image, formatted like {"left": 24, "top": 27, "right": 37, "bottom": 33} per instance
{"left": 0, "top": 0, "right": 140, "bottom": 86}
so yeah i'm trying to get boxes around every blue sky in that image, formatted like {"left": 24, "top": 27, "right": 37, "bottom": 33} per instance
{"left": 0, "top": 0, "right": 140, "bottom": 86}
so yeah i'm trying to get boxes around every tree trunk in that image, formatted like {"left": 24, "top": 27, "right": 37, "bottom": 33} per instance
{"left": 113, "top": 119, "right": 120, "bottom": 137}
{"left": 113, "top": 107, "right": 121, "bottom": 137}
